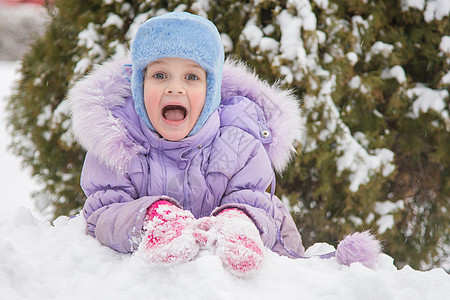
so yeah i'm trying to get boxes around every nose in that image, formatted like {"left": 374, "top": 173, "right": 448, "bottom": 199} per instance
{"left": 165, "top": 79, "right": 186, "bottom": 95}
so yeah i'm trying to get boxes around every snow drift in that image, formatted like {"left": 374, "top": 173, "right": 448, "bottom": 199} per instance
{"left": 1, "top": 207, "right": 448, "bottom": 300}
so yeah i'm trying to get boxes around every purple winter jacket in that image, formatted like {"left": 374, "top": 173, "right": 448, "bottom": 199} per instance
{"left": 69, "top": 57, "right": 306, "bottom": 258}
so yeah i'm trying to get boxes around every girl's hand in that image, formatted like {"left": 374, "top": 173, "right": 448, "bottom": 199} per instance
{"left": 141, "top": 200, "right": 199, "bottom": 264}
{"left": 193, "top": 208, "right": 265, "bottom": 277}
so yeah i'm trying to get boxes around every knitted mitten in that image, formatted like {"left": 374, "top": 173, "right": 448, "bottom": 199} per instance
{"left": 210, "top": 209, "right": 265, "bottom": 277}
{"left": 141, "top": 200, "right": 199, "bottom": 264}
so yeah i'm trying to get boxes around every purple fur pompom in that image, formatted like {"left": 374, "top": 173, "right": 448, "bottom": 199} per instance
{"left": 336, "top": 231, "right": 381, "bottom": 268}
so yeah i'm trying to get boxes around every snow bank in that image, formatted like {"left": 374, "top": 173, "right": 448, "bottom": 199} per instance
{"left": 1, "top": 207, "right": 448, "bottom": 300}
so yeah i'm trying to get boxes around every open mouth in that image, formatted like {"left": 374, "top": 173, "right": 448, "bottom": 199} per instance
{"left": 162, "top": 105, "right": 187, "bottom": 122}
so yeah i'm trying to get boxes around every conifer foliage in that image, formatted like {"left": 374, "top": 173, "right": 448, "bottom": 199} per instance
{"left": 7, "top": 0, "right": 449, "bottom": 270}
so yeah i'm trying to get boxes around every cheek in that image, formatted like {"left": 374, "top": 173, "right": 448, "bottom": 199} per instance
{"left": 144, "top": 87, "right": 161, "bottom": 117}
{"left": 190, "top": 89, "right": 207, "bottom": 116}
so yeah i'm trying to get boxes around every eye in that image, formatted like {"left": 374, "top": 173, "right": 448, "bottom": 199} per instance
{"left": 186, "top": 74, "right": 199, "bottom": 81}
{"left": 153, "top": 72, "right": 166, "bottom": 79}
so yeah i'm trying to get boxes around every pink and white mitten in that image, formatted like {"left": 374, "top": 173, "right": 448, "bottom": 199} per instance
{"left": 212, "top": 209, "right": 265, "bottom": 277}
{"left": 141, "top": 200, "right": 199, "bottom": 264}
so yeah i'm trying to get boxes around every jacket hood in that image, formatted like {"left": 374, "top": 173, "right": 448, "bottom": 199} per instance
{"left": 69, "top": 55, "right": 304, "bottom": 174}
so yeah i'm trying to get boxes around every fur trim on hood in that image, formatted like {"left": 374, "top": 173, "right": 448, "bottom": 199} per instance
{"left": 221, "top": 60, "right": 305, "bottom": 173}
{"left": 68, "top": 56, "right": 304, "bottom": 174}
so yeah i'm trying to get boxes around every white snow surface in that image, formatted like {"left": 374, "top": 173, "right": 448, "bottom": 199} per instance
{"left": 1, "top": 207, "right": 449, "bottom": 300}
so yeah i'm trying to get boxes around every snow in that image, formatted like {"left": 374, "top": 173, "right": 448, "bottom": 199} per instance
{"left": 75, "top": 22, "right": 106, "bottom": 76}
{"left": 402, "top": 0, "right": 450, "bottom": 22}
{"left": 259, "top": 38, "right": 280, "bottom": 56}
{"left": 0, "top": 61, "right": 41, "bottom": 225}
{"left": 305, "top": 76, "right": 396, "bottom": 192}
{"left": 126, "top": 11, "right": 152, "bottom": 41}
{"left": 348, "top": 75, "right": 361, "bottom": 89}
{"left": 0, "top": 207, "right": 449, "bottom": 300}
{"left": 336, "top": 135, "right": 395, "bottom": 192}
{"left": 374, "top": 200, "right": 405, "bottom": 234}
{"left": 191, "top": 0, "right": 210, "bottom": 17}
{"left": 312, "top": 0, "right": 329, "bottom": 10}
{"left": 366, "top": 41, "right": 394, "bottom": 62}
{"left": 77, "top": 23, "right": 101, "bottom": 51}
{"left": 375, "top": 200, "right": 405, "bottom": 216}
{"left": 351, "top": 16, "right": 369, "bottom": 55}
{"left": 441, "top": 71, "right": 450, "bottom": 85}
{"left": 103, "top": 13, "right": 124, "bottom": 29}
{"left": 0, "top": 4, "right": 47, "bottom": 61}
{"left": 36, "top": 104, "right": 52, "bottom": 127}
{"left": 277, "top": 10, "right": 305, "bottom": 62}
{"left": 440, "top": 36, "right": 450, "bottom": 54}
{"left": 221, "top": 33, "right": 234, "bottom": 53}
{"left": 401, "top": 0, "right": 425, "bottom": 11}
{"left": 289, "top": 0, "right": 317, "bottom": 31}
{"left": 242, "top": 21, "right": 264, "bottom": 48}
{"left": 381, "top": 65, "right": 407, "bottom": 85}
{"left": 52, "top": 99, "right": 75, "bottom": 147}
{"left": 1, "top": 64, "right": 449, "bottom": 300}
{"left": 407, "top": 85, "right": 450, "bottom": 130}
{"left": 240, "top": 3, "right": 399, "bottom": 193}
{"left": 1, "top": 5, "right": 449, "bottom": 297}
{"left": 423, "top": 0, "right": 450, "bottom": 22}
{"left": 346, "top": 51, "right": 358, "bottom": 66}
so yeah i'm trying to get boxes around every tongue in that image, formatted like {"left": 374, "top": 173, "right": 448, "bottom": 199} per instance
{"left": 164, "top": 108, "right": 185, "bottom": 121}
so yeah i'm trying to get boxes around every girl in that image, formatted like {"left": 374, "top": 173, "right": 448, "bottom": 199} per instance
{"left": 69, "top": 12, "right": 380, "bottom": 277}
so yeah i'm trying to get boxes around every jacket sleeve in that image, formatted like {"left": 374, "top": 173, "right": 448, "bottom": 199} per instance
{"left": 212, "top": 130, "right": 305, "bottom": 258}
{"left": 81, "top": 152, "right": 168, "bottom": 253}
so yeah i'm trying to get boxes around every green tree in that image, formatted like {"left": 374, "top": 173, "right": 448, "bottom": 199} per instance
{"left": 7, "top": 0, "right": 449, "bottom": 270}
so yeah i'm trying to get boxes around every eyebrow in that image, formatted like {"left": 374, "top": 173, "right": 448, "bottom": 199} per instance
{"left": 147, "top": 60, "right": 165, "bottom": 67}
{"left": 148, "top": 60, "right": 204, "bottom": 71}
{"left": 183, "top": 62, "right": 204, "bottom": 70}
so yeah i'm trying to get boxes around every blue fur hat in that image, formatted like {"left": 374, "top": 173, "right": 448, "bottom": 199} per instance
{"left": 130, "top": 12, "right": 224, "bottom": 136}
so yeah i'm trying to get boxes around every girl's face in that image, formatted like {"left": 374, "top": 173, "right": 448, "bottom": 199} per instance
{"left": 143, "top": 57, "right": 207, "bottom": 141}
